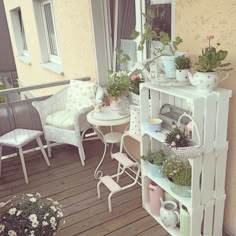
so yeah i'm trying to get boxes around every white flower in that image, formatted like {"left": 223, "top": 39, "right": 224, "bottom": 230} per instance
{"left": 57, "top": 211, "right": 63, "bottom": 218}
{"left": 50, "top": 206, "right": 57, "bottom": 212}
{"left": 26, "top": 194, "right": 34, "bottom": 197}
{"left": 0, "top": 224, "right": 5, "bottom": 233}
{"left": 29, "top": 197, "right": 37, "bottom": 203}
{"left": 32, "top": 220, "right": 39, "bottom": 228}
{"left": 8, "top": 208, "right": 17, "bottom": 215}
{"left": 8, "top": 230, "right": 17, "bottom": 236}
{"left": 29, "top": 231, "right": 35, "bottom": 236}
{"left": 50, "top": 216, "right": 56, "bottom": 224}
{"left": 42, "top": 221, "right": 48, "bottom": 226}
{"left": 36, "top": 193, "right": 41, "bottom": 197}
{"left": 16, "top": 210, "right": 22, "bottom": 216}
{"left": 53, "top": 201, "right": 59, "bottom": 205}
{"left": 29, "top": 214, "right": 37, "bottom": 222}
{"left": 47, "top": 198, "right": 53, "bottom": 201}
{"left": 43, "top": 213, "right": 49, "bottom": 219}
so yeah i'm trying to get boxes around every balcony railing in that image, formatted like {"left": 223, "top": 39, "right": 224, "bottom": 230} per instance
{"left": 0, "top": 77, "right": 90, "bottom": 156}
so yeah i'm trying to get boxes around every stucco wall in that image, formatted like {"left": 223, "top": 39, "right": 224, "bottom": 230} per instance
{"left": 3, "top": 0, "right": 97, "bottom": 96}
{"left": 176, "top": 0, "right": 236, "bottom": 234}
{"left": 0, "top": 0, "right": 16, "bottom": 72}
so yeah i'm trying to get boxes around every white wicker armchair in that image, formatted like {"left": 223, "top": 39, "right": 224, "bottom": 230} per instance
{"left": 32, "top": 81, "right": 104, "bottom": 166}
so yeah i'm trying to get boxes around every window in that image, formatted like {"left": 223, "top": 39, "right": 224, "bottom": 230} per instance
{"left": 33, "top": 0, "right": 61, "bottom": 66}
{"left": 41, "top": 0, "right": 60, "bottom": 63}
{"left": 11, "top": 8, "right": 29, "bottom": 58}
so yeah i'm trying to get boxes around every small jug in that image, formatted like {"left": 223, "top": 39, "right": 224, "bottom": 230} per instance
{"left": 160, "top": 197, "right": 180, "bottom": 228}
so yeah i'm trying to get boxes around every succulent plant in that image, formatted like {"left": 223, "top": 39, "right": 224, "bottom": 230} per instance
{"left": 141, "top": 149, "right": 166, "bottom": 166}
{"left": 162, "top": 159, "right": 192, "bottom": 186}
{"left": 175, "top": 55, "right": 191, "bottom": 70}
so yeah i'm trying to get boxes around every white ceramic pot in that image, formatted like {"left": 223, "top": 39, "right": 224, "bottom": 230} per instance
{"left": 188, "top": 71, "right": 229, "bottom": 92}
{"left": 176, "top": 69, "right": 189, "bottom": 82}
{"left": 160, "top": 198, "right": 180, "bottom": 228}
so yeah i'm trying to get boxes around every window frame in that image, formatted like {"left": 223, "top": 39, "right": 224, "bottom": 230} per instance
{"left": 40, "top": 0, "right": 60, "bottom": 64}
{"left": 11, "top": 7, "right": 29, "bottom": 58}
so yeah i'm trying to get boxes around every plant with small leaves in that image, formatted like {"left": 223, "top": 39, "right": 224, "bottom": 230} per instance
{"left": 141, "top": 149, "right": 166, "bottom": 166}
{"left": 162, "top": 159, "right": 192, "bottom": 186}
{"left": 115, "top": 48, "right": 130, "bottom": 67}
{"left": 165, "top": 125, "right": 189, "bottom": 148}
{"left": 194, "top": 35, "right": 233, "bottom": 72}
{"left": 175, "top": 55, "right": 191, "bottom": 70}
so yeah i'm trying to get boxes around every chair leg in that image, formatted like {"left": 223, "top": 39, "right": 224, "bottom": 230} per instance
{"left": 116, "top": 162, "right": 121, "bottom": 183}
{"left": 108, "top": 192, "right": 113, "bottom": 212}
{"left": 19, "top": 147, "right": 29, "bottom": 184}
{"left": 97, "top": 180, "right": 102, "bottom": 199}
{"left": 46, "top": 141, "right": 52, "bottom": 158}
{"left": 78, "top": 139, "right": 85, "bottom": 166}
{"left": 0, "top": 145, "right": 2, "bottom": 177}
{"left": 36, "top": 137, "right": 50, "bottom": 167}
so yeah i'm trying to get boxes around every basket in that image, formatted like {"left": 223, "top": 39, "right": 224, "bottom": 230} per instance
{"left": 169, "top": 113, "right": 202, "bottom": 160}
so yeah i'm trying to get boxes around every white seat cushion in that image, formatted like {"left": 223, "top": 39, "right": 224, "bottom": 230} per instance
{"left": 66, "top": 80, "right": 97, "bottom": 112}
{"left": 45, "top": 110, "right": 75, "bottom": 130}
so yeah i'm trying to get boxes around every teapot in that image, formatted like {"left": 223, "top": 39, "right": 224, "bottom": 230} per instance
{"left": 160, "top": 197, "right": 180, "bottom": 228}
{"left": 188, "top": 71, "right": 229, "bottom": 92}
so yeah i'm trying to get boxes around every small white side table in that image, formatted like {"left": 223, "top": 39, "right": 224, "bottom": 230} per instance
{"left": 87, "top": 106, "right": 130, "bottom": 179}
{"left": 0, "top": 129, "right": 50, "bottom": 184}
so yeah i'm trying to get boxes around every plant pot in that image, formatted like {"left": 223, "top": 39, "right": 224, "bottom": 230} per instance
{"left": 176, "top": 69, "right": 189, "bottom": 82}
{"left": 188, "top": 71, "right": 229, "bottom": 92}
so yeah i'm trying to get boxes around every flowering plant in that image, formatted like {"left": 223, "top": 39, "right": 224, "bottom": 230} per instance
{"left": 106, "top": 70, "right": 129, "bottom": 98}
{"left": 129, "top": 75, "right": 144, "bottom": 95}
{"left": 0, "top": 193, "right": 64, "bottom": 236}
{"left": 165, "top": 125, "right": 189, "bottom": 148}
{"left": 194, "top": 35, "right": 232, "bottom": 72}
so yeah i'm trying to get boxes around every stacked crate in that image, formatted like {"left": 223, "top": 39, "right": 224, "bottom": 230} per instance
{"left": 140, "top": 83, "right": 232, "bottom": 236}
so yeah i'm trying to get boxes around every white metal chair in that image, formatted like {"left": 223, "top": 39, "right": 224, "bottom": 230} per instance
{"left": 96, "top": 105, "right": 141, "bottom": 212}
{"left": 32, "top": 80, "right": 104, "bottom": 166}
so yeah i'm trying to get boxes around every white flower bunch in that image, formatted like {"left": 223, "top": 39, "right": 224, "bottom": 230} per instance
{"left": 0, "top": 193, "right": 64, "bottom": 236}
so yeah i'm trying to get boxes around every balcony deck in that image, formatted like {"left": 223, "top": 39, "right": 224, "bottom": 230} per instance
{"left": 0, "top": 140, "right": 168, "bottom": 236}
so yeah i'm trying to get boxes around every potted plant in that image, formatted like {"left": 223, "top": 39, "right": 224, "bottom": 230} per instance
{"left": 129, "top": 74, "right": 145, "bottom": 105}
{"left": 141, "top": 149, "right": 166, "bottom": 177}
{"left": 188, "top": 35, "right": 233, "bottom": 92}
{"left": 131, "top": 10, "right": 183, "bottom": 79}
{"left": 162, "top": 159, "right": 192, "bottom": 198}
{"left": 175, "top": 55, "right": 191, "bottom": 82}
{"left": 0, "top": 193, "right": 64, "bottom": 236}
{"left": 106, "top": 70, "right": 129, "bottom": 111}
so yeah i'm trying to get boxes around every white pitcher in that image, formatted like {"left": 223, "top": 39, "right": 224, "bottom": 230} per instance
{"left": 160, "top": 197, "right": 180, "bottom": 228}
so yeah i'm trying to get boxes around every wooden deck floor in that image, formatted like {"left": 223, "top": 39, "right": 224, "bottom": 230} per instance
{"left": 0, "top": 140, "right": 168, "bottom": 236}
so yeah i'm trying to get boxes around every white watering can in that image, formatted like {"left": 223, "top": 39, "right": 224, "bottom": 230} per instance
{"left": 188, "top": 71, "right": 229, "bottom": 92}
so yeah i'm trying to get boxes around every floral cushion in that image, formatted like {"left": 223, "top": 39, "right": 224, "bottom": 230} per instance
{"left": 66, "top": 80, "right": 97, "bottom": 112}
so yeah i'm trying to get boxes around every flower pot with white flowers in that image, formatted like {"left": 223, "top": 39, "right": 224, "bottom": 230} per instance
{"left": 0, "top": 193, "right": 64, "bottom": 236}
{"left": 188, "top": 35, "right": 233, "bottom": 92}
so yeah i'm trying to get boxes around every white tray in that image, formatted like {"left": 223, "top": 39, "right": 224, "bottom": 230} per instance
{"left": 92, "top": 106, "right": 130, "bottom": 121}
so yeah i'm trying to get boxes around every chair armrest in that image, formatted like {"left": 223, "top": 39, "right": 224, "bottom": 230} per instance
{"left": 74, "top": 105, "right": 93, "bottom": 132}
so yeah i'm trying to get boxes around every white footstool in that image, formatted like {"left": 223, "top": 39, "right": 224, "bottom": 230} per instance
{"left": 0, "top": 129, "right": 50, "bottom": 184}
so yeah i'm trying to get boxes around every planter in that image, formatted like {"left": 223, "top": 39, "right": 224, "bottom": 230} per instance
{"left": 176, "top": 69, "right": 189, "bottom": 82}
{"left": 188, "top": 71, "right": 229, "bottom": 92}
{"left": 130, "top": 92, "right": 140, "bottom": 105}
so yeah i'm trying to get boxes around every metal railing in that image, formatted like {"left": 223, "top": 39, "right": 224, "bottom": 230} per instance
{"left": 0, "top": 77, "right": 90, "bottom": 155}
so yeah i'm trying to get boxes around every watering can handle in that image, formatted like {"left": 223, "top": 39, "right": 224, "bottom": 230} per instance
{"left": 219, "top": 71, "right": 229, "bottom": 83}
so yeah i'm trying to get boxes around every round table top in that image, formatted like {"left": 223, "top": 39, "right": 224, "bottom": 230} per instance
{"left": 87, "top": 106, "right": 130, "bottom": 126}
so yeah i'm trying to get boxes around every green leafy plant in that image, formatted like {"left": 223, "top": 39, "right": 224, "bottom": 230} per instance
{"left": 141, "top": 149, "right": 166, "bottom": 166}
{"left": 106, "top": 70, "right": 129, "bottom": 98}
{"left": 162, "top": 159, "right": 191, "bottom": 186}
{"left": 165, "top": 125, "right": 189, "bottom": 148}
{"left": 0, "top": 193, "right": 64, "bottom": 236}
{"left": 175, "top": 55, "right": 191, "bottom": 70}
{"left": 194, "top": 35, "right": 233, "bottom": 72}
{"left": 131, "top": 10, "right": 183, "bottom": 56}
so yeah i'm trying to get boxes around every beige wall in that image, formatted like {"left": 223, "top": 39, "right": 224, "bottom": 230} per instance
{"left": 176, "top": 0, "right": 236, "bottom": 234}
{"left": 0, "top": 0, "right": 16, "bottom": 72}
{"left": 3, "top": 0, "right": 97, "bottom": 96}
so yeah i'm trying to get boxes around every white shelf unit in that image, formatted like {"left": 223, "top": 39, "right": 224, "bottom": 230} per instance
{"left": 140, "top": 83, "right": 232, "bottom": 236}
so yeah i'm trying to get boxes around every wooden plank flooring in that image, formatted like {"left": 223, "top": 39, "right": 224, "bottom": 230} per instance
{"left": 0, "top": 140, "right": 168, "bottom": 236}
